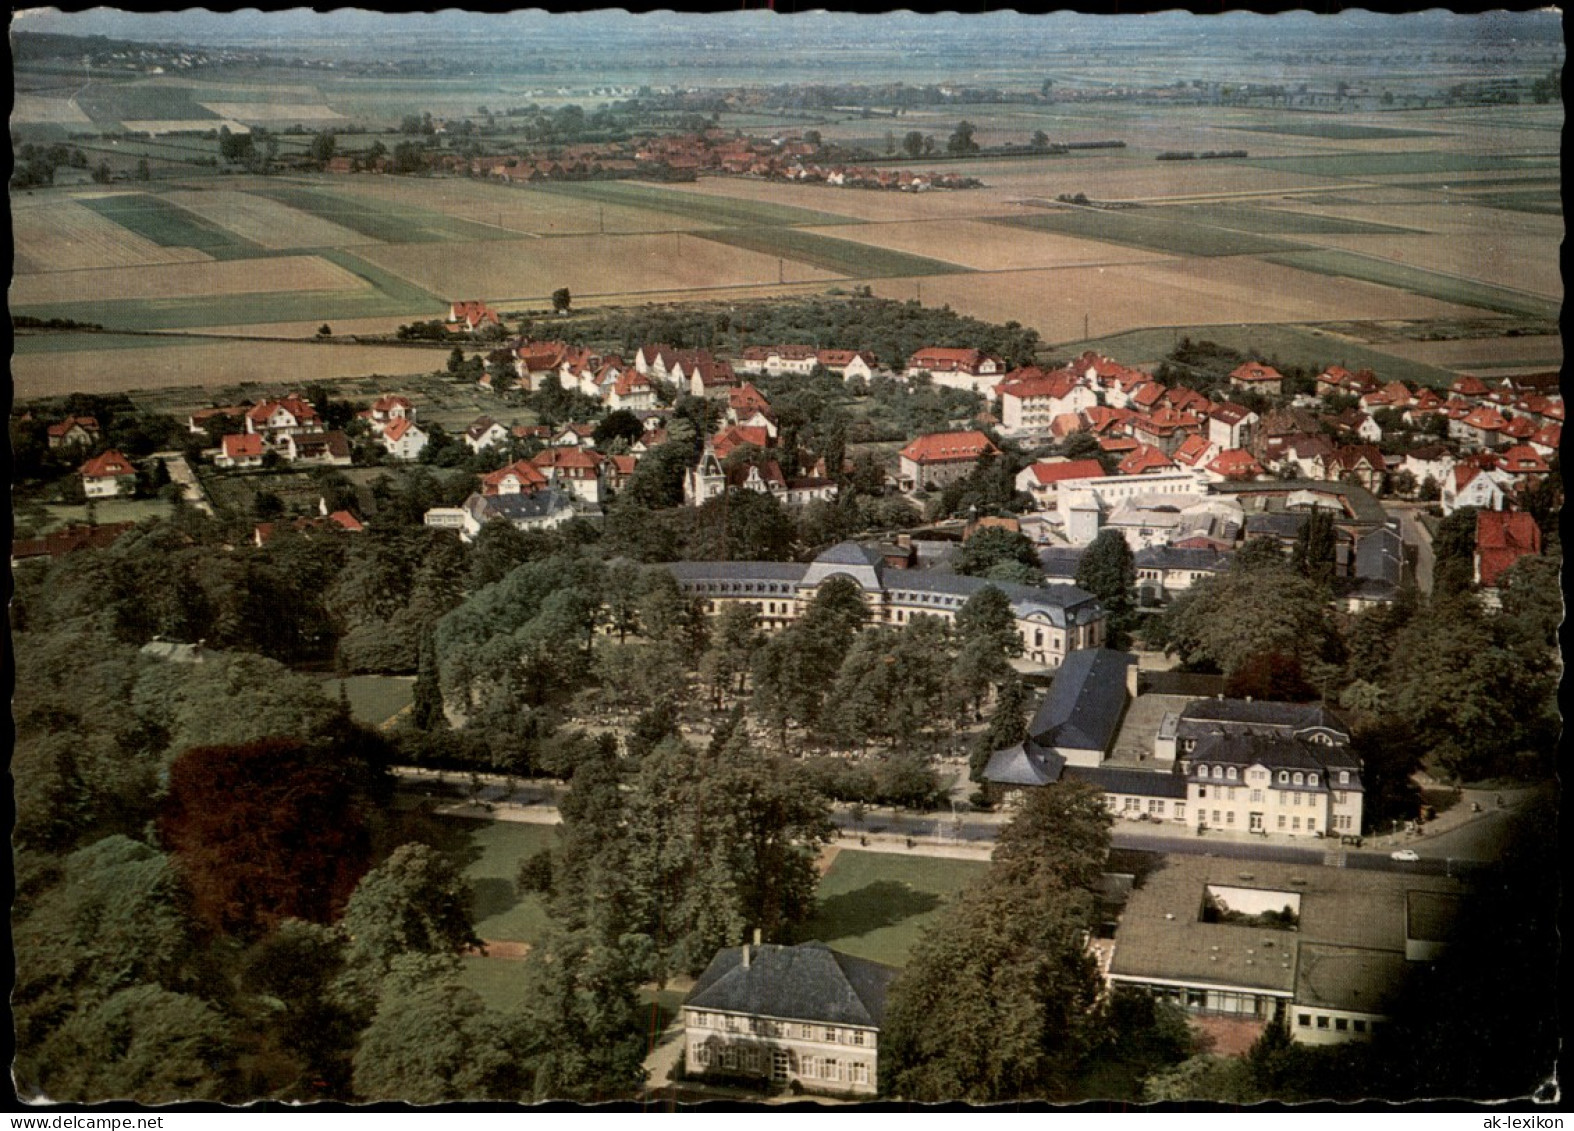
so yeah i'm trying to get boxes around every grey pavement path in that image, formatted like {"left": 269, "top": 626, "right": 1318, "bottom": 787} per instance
{"left": 153, "top": 450, "right": 215, "bottom": 516}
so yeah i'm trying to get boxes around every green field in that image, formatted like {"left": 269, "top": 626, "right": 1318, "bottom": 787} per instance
{"left": 1223, "top": 122, "right": 1445, "bottom": 140}
{"left": 1052, "top": 322, "right": 1463, "bottom": 389}
{"left": 315, "top": 247, "right": 445, "bottom": 307}
{"left": 989, "top": 208, "right": 1309, "bottom": 258}
{"left": 793, "top": 849, "right": 986, "bottom": 967}
{"left": 12, "top": 331, "right": 200, "bottom": 354}
{"left": 1164, "top": 202, "right": 1420, "bottom": 236}
{"left": 13, "top": 286, "right": 425, "bottom": 332}
{"left": 1471, "top": 189, "right": 1563, "bottom": 216}
{"left": 460, "top": 820, "right": 560, "bottom": 944}
{"left": 318, "top": 674, "right": 413, "bottom": 727}
{"left": 246, "top": 183, "right": 505, "bottom": 244}
{"left": 1265, "top": 249, "right": 1562, "bottom": 320}
{"left": 533, "top": 179, "right": 858, "bottom": 228}
{"left": 78, "top": 192, "right": 266, "bottom": 259}
{"left": 698, "top": 226, "right": 971, "bottom": 279}
{"left": 75, "top": 81, "right": 219, "bottom": 125}
{"left": 1242, "top": 151, "right": 1559, "bottom": 178}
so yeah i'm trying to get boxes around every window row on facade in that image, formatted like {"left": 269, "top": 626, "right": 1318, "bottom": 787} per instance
{"left": 689, "top": 1012, "right": 871, "bottom": 1047}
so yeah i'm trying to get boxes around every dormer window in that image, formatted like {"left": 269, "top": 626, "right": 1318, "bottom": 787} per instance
{"left": 1339, "top": 771, "right": 1350, "bottom": 785}
{"left": 1226, "top": 767, "right": 1238, "bottom": 781}
{"left": 1278, "top": 771, "right": 1289, "bottom": 784}
{"left": 1308, "top": 773, "right": 1318, "bottom": 787}
{"left": 1292, "top": 772, "right": 1304, "bottom": 786}
{"left": 1212, "top": 766, "right": 1223, "bottom": 780}
{"left": 1196, "top": 765, "right": 1207, "bottom": 779}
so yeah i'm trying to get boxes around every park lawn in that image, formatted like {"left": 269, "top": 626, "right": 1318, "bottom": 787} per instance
{"left": 1055, "top": 322, "right": 1460, "bottom": 389}
{"left": 78, "top": 192, "right": 266, "bottom": 259}
{"left": 794, "top": 849, "right": 987, "bottom": 968}
{"left": 318, "top": 675, "right": 414, "bottom": 727}
{"left": 246, "top": 183, "right": 506, "bottom": 244}
{"left": 1264, "top": 249, "right": 1562, "bottom": 321}
{"left": 532, "top": 179, "right": 859, "bottom": 229}
{"left": 458, "top": 820, "right": 560, "bottom": 944}
{"left": 697, "top": 226, "right": 971, "bottom": 279}
{"left": 987, "top": 209, "right": 1309, "bottom": 258}
{"left": 457, "top": 955, "right": 533, "bottom": 1013}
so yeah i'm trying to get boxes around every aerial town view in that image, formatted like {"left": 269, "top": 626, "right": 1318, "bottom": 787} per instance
{"left": 8, "top": 7, "right": 1563, "bottom": 1110}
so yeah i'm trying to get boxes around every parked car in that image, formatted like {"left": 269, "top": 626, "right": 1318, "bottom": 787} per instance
{"left": 1390, "top": 848, "right": 1420, "bottom": 863}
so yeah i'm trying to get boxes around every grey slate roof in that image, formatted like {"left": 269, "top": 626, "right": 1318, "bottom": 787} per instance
{"left": 1027, "top": 647, "right": 1133, "bottom": 753}
{"left": 983, "top": 738, "right": 1067, "bottom": 787}
{"left": 1039, "top": 545, "right": 1087, "bottom": 580}
{"left": 685, "top": 942, "right": 898, "bottom": 1029}
{"left": 1064, "top": 764, "right": 1188, "bottom": 798}
{"left": 469, "top": 488, "right": 574, "bottom": 523}
{"left": 1187, "top": 732, "right": 1363, "bottom": 784}
{"left": 1178, "top": 698, "right": 1349, "bottom": 740}
{"left": 667, "top": 560, "right": 808, "bottom": 583}
{"left": 1355, "top": 526, "right": 1404, "bottom": 585}
{"left": 1134, "top": 545, "right": 1234, "bottom": 573}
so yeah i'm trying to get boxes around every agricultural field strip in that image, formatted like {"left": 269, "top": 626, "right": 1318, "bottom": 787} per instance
{"left": 244, "top": 182, "right": 510, "bottom": 244}
{"left": 1239, "top": 150, "right": 1560, "bottom": 177}
{"left": 76, "top": 192, "right": 270, "bottom": 259}
{"left": 985, "top": 209, "right": 1314, "bottom": 257}
{"left": 530, "top": 178, "right": 862, "bottom": 228}
{"left": 9, "top": 254, "right": 369, "bottom": 306}
{"left": 159, "top": 188, "right": 375, "bottom": 249}
{"left": 694, "top": 225, "right": 973, "bottom": 278}
{"left": 1221, "top": 123, "right": 1449, "bottom": 140}
{"left": 1264, "top": 248, "right": 1562, "bottom": 321}
{"left": 12, "top": 198, "right": 214, "bottom": 272}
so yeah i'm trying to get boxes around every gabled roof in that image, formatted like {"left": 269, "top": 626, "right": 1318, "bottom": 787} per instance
{"left": 47, "top": 415, "right": 100, "bottom": 438}
{"left": 1172, "top": 434, "right": 1218, "bottom": 467}
{"left": 466, "top": 415, "right": 505, "bottom": 441}
{"left": 80, "top": 449, "right": 136, "bottom": 478}
{"left": 685, "top": 943, "right": 899, "bottom": 1029}
{"left": 383, "top": 417, "right": 421, "bottom": 443}
{"left": 1208, "top": 401, "right": 1255, "bottom": 427}
{"left": 222, "top": 433, "right": 265, "bottom": 460}
{"left": 1178, "top": 698, "right": 1349, "bottom": 741}
{"left": 1475, "top": 510, "right": 1541, "bottom": 587}
{"left": 1024, "top": 458, "right": 1105, "bottom": 486}
{"left": 1117, "top": 444, "right": 1175, "bottom": 476}
{"left": 1230, "top": 362, "right": 1284, "bottom": 383}
{"left": 481, "top": 459, "right": 550, "bottom": 491}
{"left": 996, "top": 366, "right": 1080, "bottom": 401}
{"left": 1026, "top": 647, "right": 1134, "bottom": 754}
{"left": 899, "top": 430, "right": 999, "bottom": 465}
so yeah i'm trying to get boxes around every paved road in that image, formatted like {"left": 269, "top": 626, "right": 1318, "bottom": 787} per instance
{"left": 154, "top": 450, "right": 215, "bottom": 515}
{"left": 1389, "top": 502, "right": 1435, "bottom": 594}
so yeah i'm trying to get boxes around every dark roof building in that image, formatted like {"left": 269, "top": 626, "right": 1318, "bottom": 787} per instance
{"left": 1025, "top": 647, "right": 1135, "bottom": 760}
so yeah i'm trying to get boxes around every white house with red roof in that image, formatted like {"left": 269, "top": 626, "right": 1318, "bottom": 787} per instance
{"left": 1229, "top": 362, "right": 1285, "bottom": 396}
{"left": 904, "top": 347, "right": 1004, "bottom": 395}
{"left": 464, "top": 416, "right": 511, "bottom": 454}
{"left": 606, "top": 371, "right": 657, "bottom": 412}
{"left": 245, "top": 395, "right": 323, "bottom": 444}
{"left": 530, "top": 445, "right": 606, "bottom": 503}
{"left": 897, "top": 429, "right": 1000, "bottom": 491}
{"left": 1400, "top": 445, "right": 1455, "bottom": 494}
{"left": 480, "top": 459, "right": 550, "bottom": 496}
{"left": 996, "top": 367, "right": 1098, "bottom": 434}
{"left": 1117, "top": 443, "right": 1176, "bottom": 477}
{"left": 816, "top": 348, "right": 880, "bottom": 383}
{"left": 736, "top": 344, "right": 819, "bottom": 377}
{"left": 1495, "top": 444, "right": 1550, "bottom": 482}
{"left": 216, "top": 433, "right": 267, "bottom": 469}
{"left": 1441, "top": 462, "right": 1510, "bottom": 515}
{"left": 47, "top": 415, "right": 101, "bottom": 449}
{"left": 79, "top": 449, "right": 138, "bottom": 498}
{"left": 380, "top": 417, "right": 429, "bottom": 461}
{"left": 1014, "top": 457, "right": 1106, "bottom": 507}
{"left": 634, "top": 343, "right": 683, "bottom": 384}
{"left": 678, "top": 352, "right": 740, "bottom": 400}
{"left": 1206, "top": 403, "right": 1258, "bottom": 451}
{"left": 1455, "top": 405, "right": 1509, "bottom": 448}
{"left": 361, "top": 394, "right": 414, "bottom": 434}
{"left": 1449, "top": 374, "right": 1490, "bottom": 400}
{"left": 446, "top": 300, "right": 501, "bottom": 334}
{"left": 281, "top": 431, "right": 352, "bottom": 467}
{"left": 1204, "top": 448, "right": 1264, "bottom": 483}
{"left": 1172, "top": 433, "right": 1222, "bottom": 471}
{"left": 1528, "top": 422, "right": 1561, "bottom": 459}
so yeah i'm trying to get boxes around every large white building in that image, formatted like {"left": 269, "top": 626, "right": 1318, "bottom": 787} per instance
{"left": 668, "top": 541, "right": 1106, "bottom": 668}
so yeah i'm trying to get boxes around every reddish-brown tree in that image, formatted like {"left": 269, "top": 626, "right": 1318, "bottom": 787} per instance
{"left": 159, "top": 739, "right": 374, "bottom": 939}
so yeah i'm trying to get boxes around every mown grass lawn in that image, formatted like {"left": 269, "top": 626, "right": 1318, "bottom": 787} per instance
{"left": 318, "top": 675, "right": 413, "bottom": 727}
{"left": 457, "top": 820, "right": 560, "bottom": 944}
{"left": 37, "top": 498, "right": 174, "bottom": 533}
{"left": 794, "top": 850, "right": 987, "bottom": 968}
